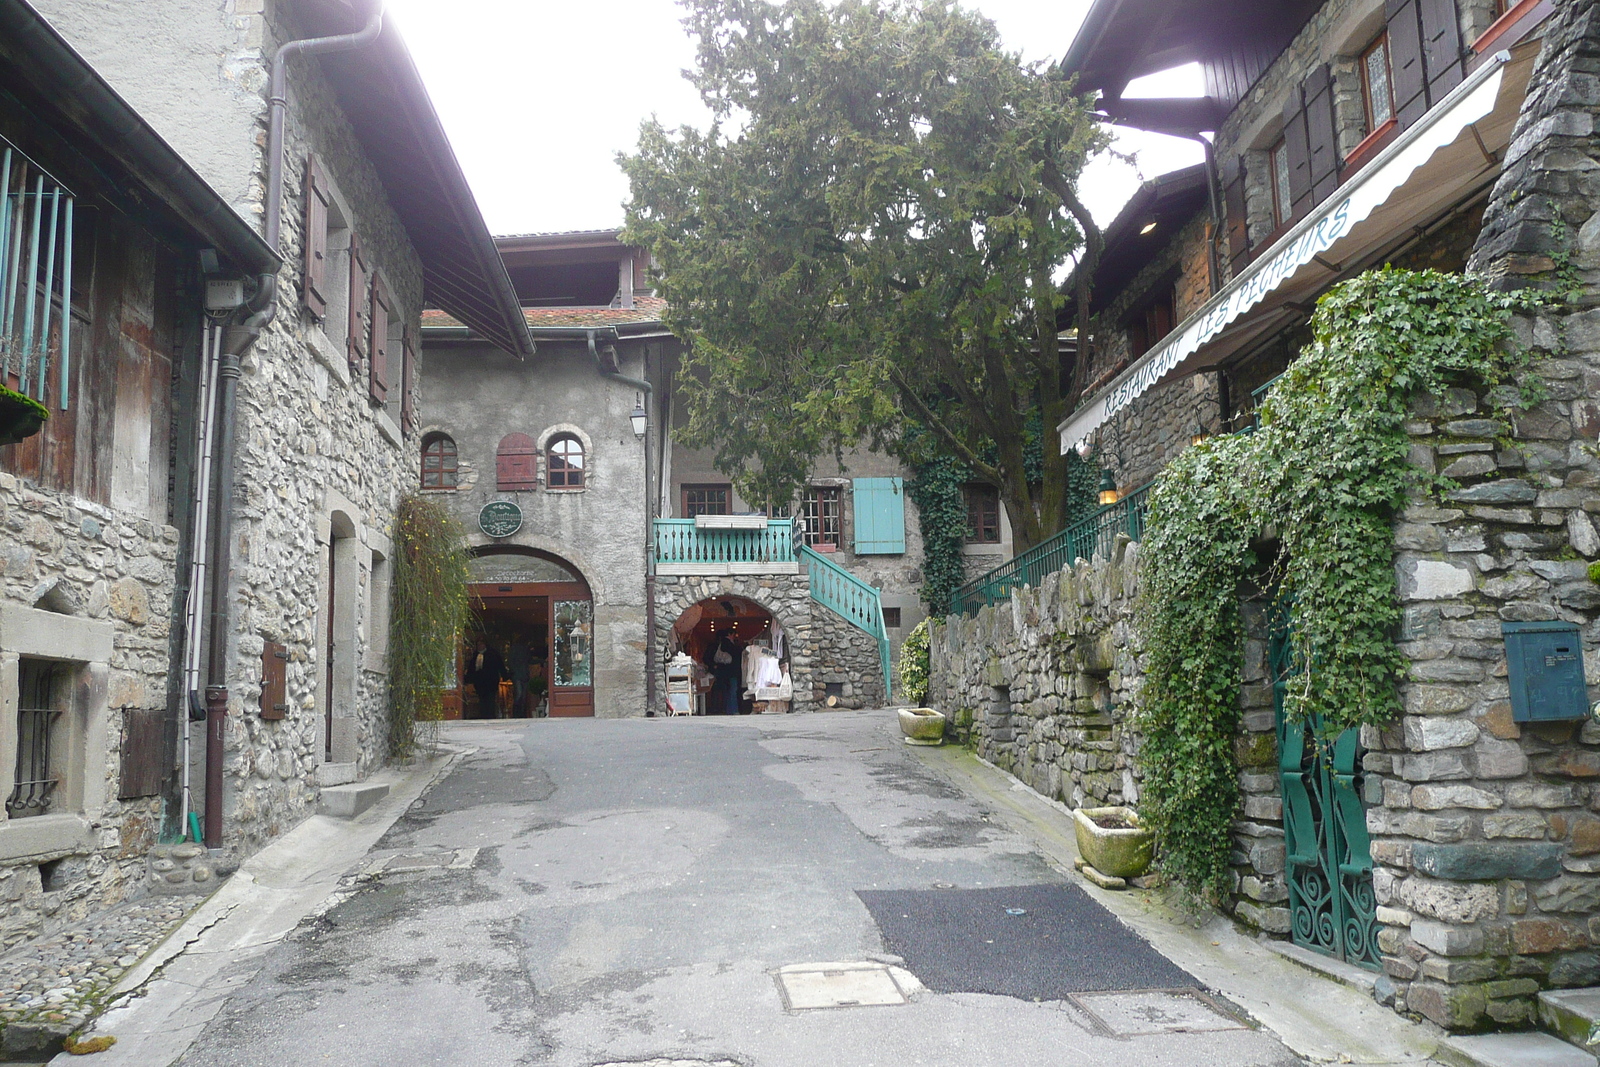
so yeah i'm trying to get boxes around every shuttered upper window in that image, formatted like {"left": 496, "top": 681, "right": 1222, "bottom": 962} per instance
{"left": 547, "top": 434, "right": 585, "bottom": 489}
{"left": 851, "top": 477, "right": 905, "bottom": 554}
{"left": 497, "top": 433, "right": 537, "bottom": 490}
{"left": 802, "top": 487, "right": 841, "bottom": 548}
{"left": 1270, "top": 139, "right": 1293, "bottom": 229}
{"left": 1361, "top": 34, "right": 1396, "bottom": 133}
{"left": 421, "top": 434, "right": 458, "bottom": 490}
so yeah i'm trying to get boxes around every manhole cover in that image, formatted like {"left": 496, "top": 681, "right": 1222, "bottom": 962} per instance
{"left": 592, "top": 1061, "right": 741, "bottom": 1067}
{"left": 775, "top": 961, "right": 920, "bottom": 1010}
{"left": 1070, "top": 989, "right": 1247, "bottom": 1037}
{"left": 362, "top": 847, "right": 479, "bottom": 875}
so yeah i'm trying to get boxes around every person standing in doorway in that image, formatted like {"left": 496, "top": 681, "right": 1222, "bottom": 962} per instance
{"left": 469, "top": 638, "right": 505, "bottom": 719}
{"left": 508, "top": 634, "right": 532, "bottom": 717}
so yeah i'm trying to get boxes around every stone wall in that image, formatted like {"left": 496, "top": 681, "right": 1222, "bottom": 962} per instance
{"left": 654, "top": 571, "right": 887, "bottom": 713}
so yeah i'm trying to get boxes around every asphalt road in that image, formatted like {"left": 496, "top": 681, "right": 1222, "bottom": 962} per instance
{"left": 171, "top": 712, "right": 1304, "bottom": 1067}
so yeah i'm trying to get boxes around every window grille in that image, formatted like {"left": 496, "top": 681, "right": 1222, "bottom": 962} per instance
{"left": 8, "top": 660, "right": 60, "bottom": 818}
{"left": 1361, "top": 34, "right": 1395, "bottom": 133}
{"left": 0, "top": 136, "right": 75, "bottom": 412}
{"left": 802, "top": 486, "right": 841, "bottom": 547}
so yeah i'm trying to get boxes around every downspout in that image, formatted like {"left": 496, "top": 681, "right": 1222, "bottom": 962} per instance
{"left": 201, "top": 3, "right": 385, "bottom": 850}
{"left": 588, "top": 329, "right": 657, "bottom": 716}
{"left": 1176, "top": 130, "right": 1223, "bottom": 297}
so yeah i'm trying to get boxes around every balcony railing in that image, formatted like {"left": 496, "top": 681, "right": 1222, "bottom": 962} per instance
{"left": 950, "top": 481, "right": 1154, "bottom": 617}
{"left": 1, "top": 137, "right": 75, "bottom": 412}
{"left": 653, "top": 518, "right": 798, "bottom": 569}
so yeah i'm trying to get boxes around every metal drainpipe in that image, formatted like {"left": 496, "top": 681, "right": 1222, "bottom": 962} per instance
{"left": 588, "top": 330, "right": 657, "bottom": 716}
{"left": 1176, "top": 130, "right": 1224, "bottom": 297}
{"left": 200, "top": 4, "right": 384, "bottom": 850}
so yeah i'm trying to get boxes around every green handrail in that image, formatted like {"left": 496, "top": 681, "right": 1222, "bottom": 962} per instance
{"left": 949, "top": 481, "right": 1155, "bottom": 617}
{"left": 653, "top": 518, "right": 797, "bottom": 565}
{"left": 800, "top": 545, "right": 892, "bottom": 700}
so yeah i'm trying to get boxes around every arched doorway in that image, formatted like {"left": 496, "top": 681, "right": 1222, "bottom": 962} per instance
{"left": 668, "top": 596, "right": 787, "bottom": 715}
{"left": 449, "top": 547, "right": 594, "bottom": 719}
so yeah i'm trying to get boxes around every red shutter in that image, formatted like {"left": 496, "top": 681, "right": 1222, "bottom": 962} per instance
{"left": 1222, "top": 154, "right": 1251, "bottom": 271}
{"left": 346, "top": 231, "right": 366, "bottom": 377}
{"left": 497, "top": 433, "right": 537, "bottom": 490}
{"left": 302, "top": 157, "right": 329, "bottom": 320}
{"left": 400, "top": 326, "right": 416, "bottom": 435}
{"left": 1303, "top": 65, "right": 1340, "bottom": 207}
{"left": 1387, "top": 0, "right": 1428, "bottom": 128}
{"left": 369, "top": 272, "right": 389, "bottom": 405}
{"left": 1281, "top": 89, "right": 1313, "bottom": 221}
{"left": 1419, "top": 0, "right": 1463, "bottom": 102}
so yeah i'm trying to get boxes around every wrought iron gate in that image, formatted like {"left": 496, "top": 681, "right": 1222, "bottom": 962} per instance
{"left": 1270, "top": 603, "right": 1381, "bottom": 969}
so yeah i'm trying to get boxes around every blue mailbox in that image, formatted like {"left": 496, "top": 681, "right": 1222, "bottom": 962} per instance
{"left": 1503, "top": 621, "right": 1590, "bottom": 723}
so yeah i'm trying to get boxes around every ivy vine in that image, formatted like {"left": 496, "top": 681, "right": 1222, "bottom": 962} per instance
{"left": 389, "top": 493, "right": 472, "bottom": 757}
{"left": 1138, "top": 268, "right": 1544, "bottom": 900}
{"left": 899, "top": 618, "right": 932, "bottom": 706}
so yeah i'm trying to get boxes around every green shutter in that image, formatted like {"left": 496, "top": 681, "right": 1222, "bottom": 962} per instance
{"left": 852, "top": 477, "right": 905, "bottom": 554}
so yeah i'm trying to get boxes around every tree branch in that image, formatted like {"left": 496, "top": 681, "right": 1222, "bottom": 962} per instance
{"left": 888, "top": 366, "right": 1005, "bottom": 486}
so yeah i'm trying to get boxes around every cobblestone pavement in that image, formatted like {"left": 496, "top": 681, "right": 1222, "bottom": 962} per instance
{"left": 0, "top": 897, "right": 196, "bottom": 1039}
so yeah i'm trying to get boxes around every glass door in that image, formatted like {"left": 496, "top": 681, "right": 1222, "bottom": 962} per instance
{"left": 549, "top": 598, "right": 595, "bottom": 716}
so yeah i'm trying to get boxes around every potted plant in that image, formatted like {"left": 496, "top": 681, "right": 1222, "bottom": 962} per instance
{"left": 0, "top": 384, "right": 47, "bottom": 446}
{"left": 1072, "top": 806, "right": 1154, "bottom": 880}
{"left": 897, "top": 706, "right": 946, "bottom": 745}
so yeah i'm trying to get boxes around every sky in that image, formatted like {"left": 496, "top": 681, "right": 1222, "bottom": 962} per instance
{"left": 383, "top": 0, "right": 1206, "bottom": 236}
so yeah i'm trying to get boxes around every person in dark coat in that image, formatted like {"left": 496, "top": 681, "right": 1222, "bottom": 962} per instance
{"left": 706, "top": 633, "right": 742, "bottom": 716}
{"left": 508, "top": 635, "right": 532, "bottom": 717}
{"left": 468, "top": 638, "right": 506, "bottom": 718}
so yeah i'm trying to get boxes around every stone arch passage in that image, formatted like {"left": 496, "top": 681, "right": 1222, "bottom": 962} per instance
{"left": 457, "top": 547, "right": 594, "bottom": 718}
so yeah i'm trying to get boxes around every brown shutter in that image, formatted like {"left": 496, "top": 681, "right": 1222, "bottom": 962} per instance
{"left": 118, "top": 707, "right": 166, "bottom": 799}
{"left": 1222, "top": 154, "right": 1252, "bottom": 270}
{"left": 1303, "top": 65, "right": 1340, "bottom": 207}
{"left": 497, "top": 433, "right": 537, "bottom": 490}
{"left": 346, "top": 231, "right": 366, "bottom": 377}
{"left": 400, "top": 326, "right": 416, "bottom": 435}
{"left": 1387, "top": 0, "right": 1428, "bottom": 128}
{"left": 1281, "top": 89, "right": 1313, "bottom": 220}
{"left": 302, "top": 157, "right": 329, "bottom": 320}
{"left": 369, "top": 272, "right": 390, "bottom": 405}
{"left": 1419, "top": 0, "right": 1463, "bottom": 102}
{"left": 260, "top": 640, "right": 289, "bottom": 720}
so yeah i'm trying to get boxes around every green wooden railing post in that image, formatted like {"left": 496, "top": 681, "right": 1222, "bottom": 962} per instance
{"left": 800, "top": 545, "right": 892, "bottom": 700}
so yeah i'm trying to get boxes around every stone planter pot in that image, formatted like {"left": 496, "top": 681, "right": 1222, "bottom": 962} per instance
{"left": 0, "top": 385, "right": 48, "bottom": 446}
{"left": 898, "top": 707, "right": 946, "bottom": 745}
{"left": 1073, "top": 806, "right": 1154, "bottom": 879}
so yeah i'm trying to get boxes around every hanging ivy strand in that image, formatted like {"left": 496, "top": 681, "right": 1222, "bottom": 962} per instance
{"left": 1136, "top": 267, "right": 1544, "bottom": 900}
{"left": 389, "top": 493, "right": 472, "bottom": 757}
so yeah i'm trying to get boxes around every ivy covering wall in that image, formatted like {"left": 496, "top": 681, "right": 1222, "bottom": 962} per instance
{"left": 389, "top": 493, "right": 471, "bottom": 756}
{"left": 1138, "top": 268, "right": 1542, "bottom": 900}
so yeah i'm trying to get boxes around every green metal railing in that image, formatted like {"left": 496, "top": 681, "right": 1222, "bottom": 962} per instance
{"left": 653, "top": 518, "right": 797, "bottom": 566}
{"left": 949, "top": 481, "right": 1154, "bottom": 617}
{"left": 800, "top": 545, "right": 892, "bottom": 699}
{"left": 0, "top": 137, "right": 75, "bottom": 411}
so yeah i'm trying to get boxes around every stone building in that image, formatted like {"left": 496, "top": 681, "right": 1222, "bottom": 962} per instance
{"left": 933, "top": 0, "right": 1600, "bottom": 1039}
{"left": 16, "top": 0, "right": 528, "bottom": 876}
{"left": 422, "top": 229, "right": 949, "bottom": 715}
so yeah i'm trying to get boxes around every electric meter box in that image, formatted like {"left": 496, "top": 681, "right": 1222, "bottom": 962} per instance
{"left": 1503, "top": 621, "right": 1589, "bottom": 723}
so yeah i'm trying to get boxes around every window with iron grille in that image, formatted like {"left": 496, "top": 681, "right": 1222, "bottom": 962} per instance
{"left": 420, "top": 433, "right": 458, "bottom": 489}
{"left": 965, "top": 483, "right": 1001, "bottom": 543}
{"left": 683, "top": 484, "right": 729, "bottom": 517}
{"left": 1270, "top": 139, "right": 1293, "bottom": 229}
{"left": 1360, "top": 33, "right": 1395, "bottom": 134}
{"left": 9, "top": 659, "right": 61, "bottom": 818}
{"left": 802, "top": 486, "right": 841, "bottom": 547}
{"left": 547, "top": 434, "right": 586, "bottom": 489}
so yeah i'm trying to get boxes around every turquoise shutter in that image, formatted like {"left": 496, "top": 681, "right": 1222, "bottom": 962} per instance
{"left": 852, "top": 477, "right": 905, "bottom": 554}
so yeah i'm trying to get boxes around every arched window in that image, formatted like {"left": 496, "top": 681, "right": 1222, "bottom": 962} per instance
{"left": 420, "top": 433, "right": 458, "bottom": 490}
{"left": 497, "top": 433, "right": 537, "bottom": 490}
{"left": 547, "top": 434, "right": 585, "bottom": 489}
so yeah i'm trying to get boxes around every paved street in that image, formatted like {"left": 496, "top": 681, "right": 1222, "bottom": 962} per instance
{"left": 164, "top": 712, "right": 1303, "bottom": 1067}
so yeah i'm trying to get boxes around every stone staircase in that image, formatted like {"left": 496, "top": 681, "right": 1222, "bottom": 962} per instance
{"left": 1439, "top": 989, "right": 1600, "bottom": 1067}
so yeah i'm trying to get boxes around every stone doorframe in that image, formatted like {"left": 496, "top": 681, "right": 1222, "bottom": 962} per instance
{"left": 313, "top": 490, "right": 390, "bottom": 779}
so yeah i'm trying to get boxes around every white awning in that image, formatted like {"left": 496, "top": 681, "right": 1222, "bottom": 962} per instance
{"left": 1059, "top": 44, "right": 1537, "bottom": 454}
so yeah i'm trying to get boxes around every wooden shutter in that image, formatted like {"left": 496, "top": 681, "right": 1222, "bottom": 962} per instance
{"left": 1302, "top": 65, "right": 1340, "bottom": 207}
{"left": 1419, "top": 0, "right": 1463, "bottom": 103}
{"left": 1386, "top": 0, "right": 1428, "bottom": 128}
{"left": 1281, "top": 89, "right": 1313, "bottom": 221}
{"left": 260, "top": 640, "right": 289, "bottom": 720}
{"left": 369, "top": 271, "right": 390, "bottom": 405}
{"left": 400, "top": 326, "right": 416, "bottom": 435}
{"left": 117, "top": 707, "right": 165, "bottom": 799}
{"left": 303, "top": 157, "right": 329, "bottom": 320}
{"left": 852, "top": 477, "right": 906, "bottom": 554}
{"left": 1222, "top": 154, "right": 1252, "bottom": 270}
{"left": 346, "top": 231, "right": 366, "bottom": 377}
{"left": 497, "top": 433, "right": 537, "bottom": 490}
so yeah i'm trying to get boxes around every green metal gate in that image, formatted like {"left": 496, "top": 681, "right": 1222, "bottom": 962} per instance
{"left": 1270, "top": 602, "right": 1381, "bottom": 969}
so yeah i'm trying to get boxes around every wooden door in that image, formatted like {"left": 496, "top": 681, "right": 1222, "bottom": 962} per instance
{"left": 548, "top": 585, "right": 594, "bottom": 717}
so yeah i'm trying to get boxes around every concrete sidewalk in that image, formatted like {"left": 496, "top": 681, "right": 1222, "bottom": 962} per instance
{"left": 50, "top": 744, "right": 467, "bottom": 1067}
{"left": 911, "top": 741, "right": 1447, "bottom": 1067}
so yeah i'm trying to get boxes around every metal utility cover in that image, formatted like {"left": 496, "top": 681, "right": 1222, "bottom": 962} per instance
{"left": 776, "top": 961, "right": 909, "bottom": 1009}
{"left": 1072, "top": 989, "right": 1247, "bottom": 1037}
{"left": 1503, "top": 621, "right": 1589, "bottom": 723}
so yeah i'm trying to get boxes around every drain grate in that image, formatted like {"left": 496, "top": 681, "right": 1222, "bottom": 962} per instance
{"left": 775, "top": 960, "right": 921, "bottom": 1010}
{"left": 1069, "top": 989, "right": 1247, "bottom": 1037}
